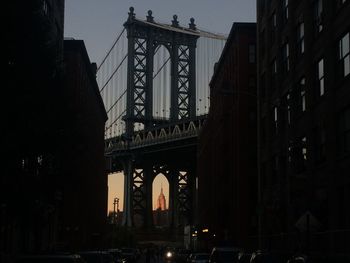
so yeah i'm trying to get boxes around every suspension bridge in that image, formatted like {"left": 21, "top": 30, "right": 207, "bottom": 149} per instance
{"left": 97, "top": 7, "right": 226, "bottom": 232}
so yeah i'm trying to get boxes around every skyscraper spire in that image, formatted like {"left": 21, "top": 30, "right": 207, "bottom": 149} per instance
{"left": 157, "top": 182, "right": 166, "bottom": 210}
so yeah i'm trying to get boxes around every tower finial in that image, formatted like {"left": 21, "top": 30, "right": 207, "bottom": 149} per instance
{"left": 189, "top": 17, "right": 196, "bottom": 30}
{"left": 147, "top": 10, "right": 154, "bottom": 22}
{"left": 128, "top": 7, "right": 135, "bottom": 21}
{"left": 172, "top": 15, "right": 179, "bottom": 27}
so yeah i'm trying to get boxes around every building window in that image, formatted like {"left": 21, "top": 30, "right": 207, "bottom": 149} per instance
{"left": 297, "top": 22, "right": 305, "bottom": 55}
{"left": 249, "top": 44, "right": 256, "bottom": 63}
{"left": 282, "top": 42, "right": 290, "bottom": 72}
{"left": 286, "top": 92, "right": 291, "bottom": 125}
{"left": 301, "top": 78, "right": 306, "bottom": 112}
{"left": 314, "top": 0, "right": 323, "bottom": 33}
{"left": 301, "top": 136, "right": 307, "bottom": 170}
{"left": 283, "top": 0, "right": 289, "bottom": 23}
{"left": 293, "top": 136, "right": 308, "bottom": 173}
{"left": 273, "top": 106, "right": 278, "bottom": 135}
{"left": 273, "top": 59, "right": 277, "bottom": 74}
{"left": 339, "top": 32, "right": 350, "bottom": 77}
{"left": 317, "top": 59, "right": 325, "bottom": 96}
{"left": 337, "top": 108, "right": 350, "bottom": 155}
{"left": 288, "top": 140, "right": 293, "bottom": 164}
{"left": 42, "top": 0, "right": 50, "bottom": 16}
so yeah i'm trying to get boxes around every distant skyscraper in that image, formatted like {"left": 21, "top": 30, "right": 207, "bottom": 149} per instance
{"left": 156, "top": 185, "right": 166, "bottom": 211}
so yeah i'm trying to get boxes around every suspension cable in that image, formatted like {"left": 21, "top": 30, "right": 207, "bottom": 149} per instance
{"left": 97, "top": 28, "right": 126, "bottom": 72}
{"left": 106, "top": 89, "right": 127, "bottom": 114}
{"left": 153, "top": 56, "right": 171, "bottom": 79}
{"left": 99, "top": 53, "right": 128, "bottom": 93}
{"left": 105, "top": 109, "right": 127, "bottom": 132}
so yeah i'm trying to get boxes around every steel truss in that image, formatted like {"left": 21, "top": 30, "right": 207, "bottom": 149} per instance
{"left": 121, "top": 8, "right": 198, "bottom": 228}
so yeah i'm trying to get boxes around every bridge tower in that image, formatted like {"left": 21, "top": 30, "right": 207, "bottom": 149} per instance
{"left": 121, "top": 7, "right": 199, "bottom": 229}
{"left": 124, "top": 7, "right": 198, "bottom": 134}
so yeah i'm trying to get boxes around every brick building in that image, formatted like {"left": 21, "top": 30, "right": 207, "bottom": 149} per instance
{"left": 197, "top": 23, "right": 257, "bottom": 248}
{"left": 2, "top": 0, "right": 108, "bottom": 256}
{"left": 60, "top": 40, "right": 108, "bottom": 250}
{"left": 257, "top": 0, "right": 350, "bottom": 254}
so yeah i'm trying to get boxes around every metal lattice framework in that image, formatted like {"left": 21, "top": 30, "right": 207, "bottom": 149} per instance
{"left": 99, "top": 8, "right": 227, "bottom": 229}
{"left": 124, "top": 8, "right": 199, "bottom": 136}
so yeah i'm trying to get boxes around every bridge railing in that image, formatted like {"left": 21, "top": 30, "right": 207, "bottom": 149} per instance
{"left": 105, "top": 115, "right": 207, "bottom": 153}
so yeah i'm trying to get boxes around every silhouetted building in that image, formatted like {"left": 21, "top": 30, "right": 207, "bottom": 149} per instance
{"left": 2, "top": 0, "right": 108, "bottom": 257}
{"left": 257, "top": 0, "right": 350, "bottom": 254}
{"left": 60, "top": 39, "right": 108, "bottom": 250}
{"left": 197, "top": 23, "right": 257, "bottom": 248}
{"left": 2, "top": 0, "right": 65, "bottom": 255}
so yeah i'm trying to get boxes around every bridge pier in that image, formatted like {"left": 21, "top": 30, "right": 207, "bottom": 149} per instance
{"left": 122, "top": 158, "right": 133, "bottom": 227}
{"left": 144, "top": 164, "right": 154, "bottom": 228}
{"left": 169, "top": 169, "right": 179, "bottom": 228}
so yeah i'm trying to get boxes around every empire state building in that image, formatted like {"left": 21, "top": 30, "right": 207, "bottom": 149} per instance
{"left": 156, "top": 186, "right": 166, "bottom": 211}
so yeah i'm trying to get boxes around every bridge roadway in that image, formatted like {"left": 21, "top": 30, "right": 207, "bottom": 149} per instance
{"left": 105, "top": 115, "right": 207, "bottom": 172}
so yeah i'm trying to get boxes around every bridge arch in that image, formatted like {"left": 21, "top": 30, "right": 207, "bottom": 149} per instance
{"left": 152, "top": 173, "right": 169, "bottom": 226}
{"left": 153, "top": 44, "right": 171, "bottom": 119}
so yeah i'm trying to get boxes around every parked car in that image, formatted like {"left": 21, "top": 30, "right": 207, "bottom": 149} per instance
{"left": 209, "top": 247, "right": 241, "bottom": 263}
{"left": 78, "top": 251, "right": 115, "bottom": 263}
{"left": 189, "top": 253, "right": 210, "bottom": 263}
{"left": 15, "top": 254, "right": 85, "bottom": 263}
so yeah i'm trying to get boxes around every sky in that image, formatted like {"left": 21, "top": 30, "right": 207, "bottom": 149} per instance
{"left": 64, "top": 0, "right": 256, "bottom": 212}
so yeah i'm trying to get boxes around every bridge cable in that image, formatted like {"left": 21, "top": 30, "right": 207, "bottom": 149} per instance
{"left": 97, "top": 28, "right": 126, "bottom": 72}
{"left": 106, "top": 89, "right": 127, "bottom": 114}
{"left": 105, "top": 109, "right": 127, "bottom": 131}
{"left": 99, "top": 53, "right": 128, "bottom": 93}
{"left": 153, "top": 56, "right": 171, "bottom": 79}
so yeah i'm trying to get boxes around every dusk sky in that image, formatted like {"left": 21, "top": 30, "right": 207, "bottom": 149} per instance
{"left": 64, "top": 0, "right": 256, "bottom": 212}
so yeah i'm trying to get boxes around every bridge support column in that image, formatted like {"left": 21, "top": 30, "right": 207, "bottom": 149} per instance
{"left": 169, "top": 169, "right": 179, "bottom": 228}
{"left": 122, "top": 158, "right": 133, "bottom": 227}
{"left": 144, "top": 165, "right": 154, "bottom": 228}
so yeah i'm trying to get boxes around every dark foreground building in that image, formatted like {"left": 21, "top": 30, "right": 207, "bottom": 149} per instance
{"left": 2, "top": 0, "right": 108, "bottom": 258}
{"left": 60, "top": 40, "right": 108, "bottom": 250}
{"left": 2, "top": 0, "right": 66, "bottom": 255}
{"left": 197, "top": 22, "right": 257, "bottom": 248}
{"left": 257, "top": 0, "right": 350, "bottom": 255}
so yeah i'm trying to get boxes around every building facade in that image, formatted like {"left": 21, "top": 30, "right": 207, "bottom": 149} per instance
{"left": 2, "top": 0, "right": 66, "bottom": 255}
{"left": 2, "top": 1, "right": 108, "bottom": 257}
{"left": 197, "top": 23, "right": 257, "bottom": 248}
{"left": 257, "top": 0, "right": 350, "bottom": 254}
{"left": 60, "top": 40, "right": 108, "bottom": 250}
